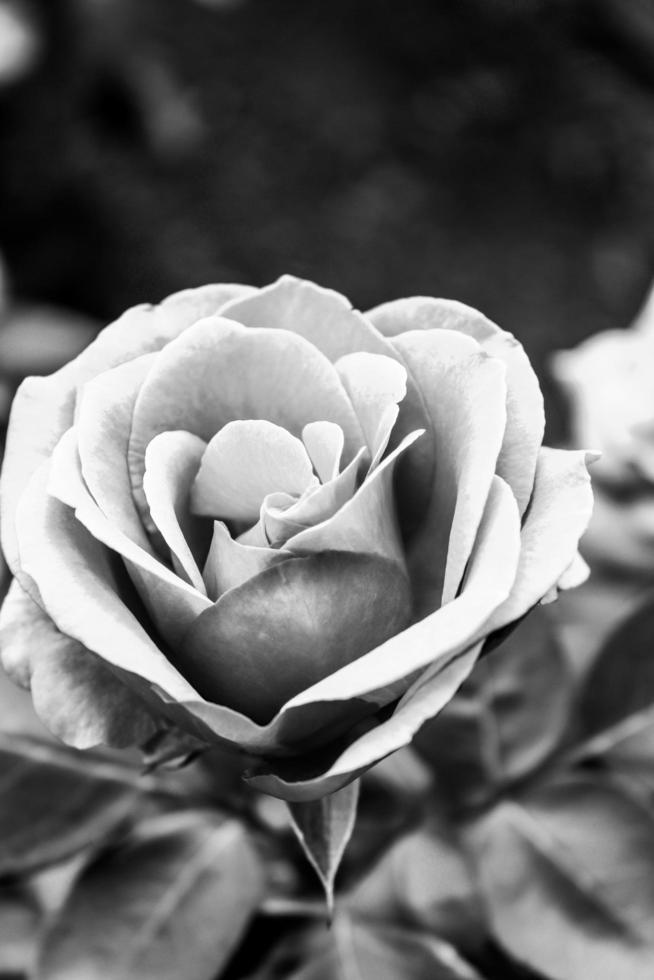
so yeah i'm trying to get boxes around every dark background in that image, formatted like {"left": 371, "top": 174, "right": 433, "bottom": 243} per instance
{"left": 2, "top": 0, "right": 654, "bottom": 438}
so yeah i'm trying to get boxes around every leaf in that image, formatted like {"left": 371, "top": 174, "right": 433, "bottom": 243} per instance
{"left": 574, "top": 596, "right": 654, "bottom": 764}
{"left": 288, "top": 780, "right": 359, "bottom": 913}
{"left": 0, "top": 733, "right": 150, "bottom": 875}
{"left": 280, "top": 918, "right": 484, "bottom": 980}
{"left": 346, "top": 819, "right": 486, "bottom": 954}
{"left": 415, "top": 607, "right": 572, "bottom": 812}
{"left": 37, "top": 810, "right": 264, "bottom": 980}
{"left": 466, "top": 770, "right": 654, "bottom": 980}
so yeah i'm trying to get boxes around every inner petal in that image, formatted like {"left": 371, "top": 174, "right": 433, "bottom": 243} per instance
{"left": 190, "top": 419, "right": 318, "bottom": 524}
{"left": 261, "top": 447, "right": 368, "bottom": 548}
{"left": 302, "top": 421, "right": 344, "bottom": 483}
{"left": 335, "top": 352, "right": 407, "bottom": 468}
{"left": 143, "top": 430, "right": 208, "bottom": 593}
{"left": 128, "top": 317, "right": 364, "bottom": 529}
{"left": 203, "top": 520, "right": 291, "bottom": 600}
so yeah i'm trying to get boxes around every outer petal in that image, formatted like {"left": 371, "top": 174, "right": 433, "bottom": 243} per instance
{"left": 49, "top": 430, "right": 211, "bottom": 646}
{"left": 0, "top": 580, "right": 157, "bottom": 748}
{"left": 368, "top": 297, "right": 545, "bottom": 515}
{"left": 180, "top": 552, "right": 412, "bottom": 724}
{"left": 218, "top": 274, "right": 395, "bottom": 363}
{"left": 483, "top": 448, "right": 596, "bottom": 633}
{"left": 76, "top": 354, "right": 157, "bottom": 553}
{"left": 282, "top": 474, "right": 521, "bottom": 711}
{"left": 1, "top": 283, "right": 253, "bottom": 578}
{"left": 247, "top": 646, "right": 481, "bottom": 802}
{"left": 15, "top": 465, "right": 200, "bottom": 705}
{"left": 392, "top": 329, "right": 507, "bottom": 610}
{"left": 143, "top": 431, "right": 208, "bottom": 592}
{"left": 127, "top": 317, "right": 365, "bottom": 526}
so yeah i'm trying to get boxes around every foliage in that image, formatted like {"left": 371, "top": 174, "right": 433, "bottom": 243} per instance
{"left": 1, "top": 593, "right": 654, "bottom": 979}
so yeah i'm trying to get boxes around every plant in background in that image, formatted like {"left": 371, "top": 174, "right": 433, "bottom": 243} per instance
{"left": 553, "top": 286, "right": 654, "bottom": 579}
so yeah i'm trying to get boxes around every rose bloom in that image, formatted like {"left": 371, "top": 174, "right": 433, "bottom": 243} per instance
{"left": 0, "top": 277, "right": 593, "bottom": 800}
{"left": 553, "top": 285, "right": 654, "bottom": 578}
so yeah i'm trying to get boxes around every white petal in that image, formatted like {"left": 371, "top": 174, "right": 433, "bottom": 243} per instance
{"left": 76, "top": 354, "right": 157, "bottom": 553}
{"left": 335, "top": 352, "right": 407, "bottom": 466}
{"left": 143, "top": 431, "right": 208, "bottom": 593}
{"left": 368, "top": 296, "right": 544, "bottom": 515}
{"left": 392, "top": 329, "right": 507, "bottom": 610}
{"left": 284, "top": 474, "right": 521, "bottom": 708}
{"left": 128, "top": 317, "right": 364, "bottom": 529}
{"left": 260, "top": 448, "right": 367, "bottom": 548}
{"left": 1, "top": 284, "right": 252, "bottom": 579}
{"left": 484, "top": 448, "right": 596, "bottom": 632}
{"left": 203, "top": 521, "right": 292, "bottom": 600}
{"left": 190, "top": 419, "right": 316, "bottom": 523}
{"left": 0, "top": 580, "right": 157, "bottom": 748}
{"left": 16, "top": 463, "right": 198, "bottom": 703}
{"left": 49, "top": 429, "right": 211, "bottom": 646}
{"left": 302, "top": 421, "right": 344, "bottom": 483}
{"left": 284, "top": 431, "right": 423, "bottom": 564}
{"left": 219, "top": 274, "right": 394, "bottom": 363}
{"left": 247, "top": 646, "right": 481, "bottom": 802}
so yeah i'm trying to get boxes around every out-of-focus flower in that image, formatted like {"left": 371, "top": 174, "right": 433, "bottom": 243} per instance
{"left": 0, "top": 0, "right": 41, "bottom": 88}
{"left": 0, "top": 276, "right": 594, "bottom": 800}
{"left": 553, "top": 285, "right": 654, "bottom": 577}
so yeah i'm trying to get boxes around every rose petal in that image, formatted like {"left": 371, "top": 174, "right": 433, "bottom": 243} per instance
{"left": 334, "top": 352, "right": 407, "bottom": 466}
{"left": 247, "top": 646, "right": 481, "bottom": 802}
{"left": 76, "top": 354, "right": 157, "bottom": 553}
{"left": 219, "top": 274, "right": 394, "bottom": 363}
{"left": 0, "top": 580, "right": 157, "bottom": 748}
{"left": 302, "top": 421, "right": 344, "bottom": 483}
{"left": 540, "top": 551, "right": 590, "bottom": 605}
{"left": 368, "top": 297, "right": 544, "bottom": 515}
{"left": 49, "top": 429, "right": 211, "bottom": 646}
{"left": 482, "top": 448, "right": 596, "bottom": 633}
{"left": 16, "top": 463, "right": 199, "bottom": 704}
{"left": 203, "top": 521, "right": 292, "bottom": 600}
{"left": 128, "top": 317, "right": 365, "bottom": 528}
{"left": 158, "top": 476, "right": 520, "bottom": 759}
{"left": 190, "top": 419, "right": 317, "bottom": 523}
{"left": 392, "top": 329, "right": 507, "bottom": 610}
{"left": 260, "top": 490, "right": 311, "bottom": 546}
{"left": 160, "top": 282, "right": 257, "bottom": 321}
{"left": 259, "top": 447, "right": 368, "bottom": 548}
{"left": 284, "top": 431, "right": 423, "bottom": 565}
{"left": 1, "top": 285, "right": 253, "bottom": 578}
{"left": 282, "top": 474, "right": 521, "bottom": 710}
{"left": 180, "top": 552, "right": 412, "bottom": 724}
{"left": 143, "top": 431, "right": 208, "bottom": 592}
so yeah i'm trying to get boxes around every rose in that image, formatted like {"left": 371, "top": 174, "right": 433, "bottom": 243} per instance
{"left": 553, "top": 285, "right": 654, "bottom": 578}
{"left": 0, "top": 276, "right": 594, "bottom": 801}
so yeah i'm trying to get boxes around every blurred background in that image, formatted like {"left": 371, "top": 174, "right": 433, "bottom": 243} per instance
{"left": 2, "top": 0, "right": 654, "bottom": 446}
